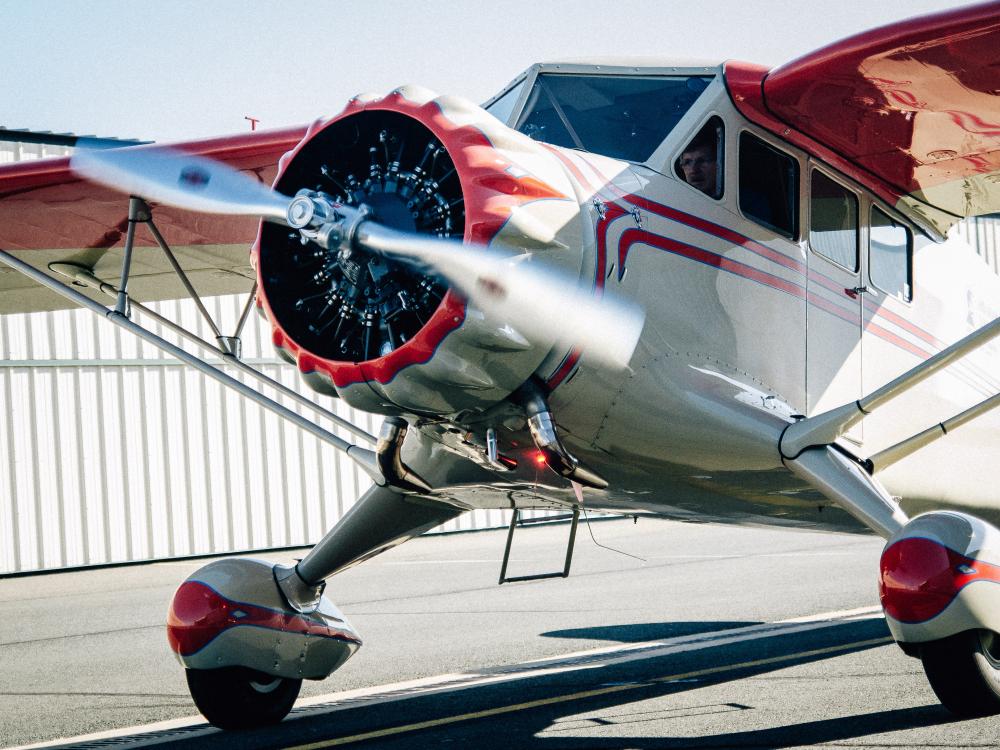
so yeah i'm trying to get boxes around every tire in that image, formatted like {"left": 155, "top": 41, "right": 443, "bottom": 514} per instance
{"left": 185, "top": 667, "right": 302, "bottom": 730}
{"left": 921, "top": 630, "right": 1000, "bottom": 717}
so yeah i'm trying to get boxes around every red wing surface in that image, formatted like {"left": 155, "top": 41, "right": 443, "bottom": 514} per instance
{"left": 0, "top": 127, "right": 304, "bottom": 313}
{"left": 728, "top": 1, "right": 1000, "bottom": 235}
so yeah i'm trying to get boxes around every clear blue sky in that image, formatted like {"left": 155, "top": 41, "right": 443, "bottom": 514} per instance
{"left": 1, "top": 0, "right": 977, "bottom": 143}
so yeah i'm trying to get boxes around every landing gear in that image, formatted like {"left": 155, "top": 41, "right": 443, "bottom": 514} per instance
{"left": 186, "top": 668, "right": 302, "bottom": 729}
{"left": 921, "top": 630, "right": 1000, "bottom": 717}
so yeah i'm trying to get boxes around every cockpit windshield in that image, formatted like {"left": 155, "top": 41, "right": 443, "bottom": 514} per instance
{"left": 512, "top": 74, "right": 712, "bottom": 162}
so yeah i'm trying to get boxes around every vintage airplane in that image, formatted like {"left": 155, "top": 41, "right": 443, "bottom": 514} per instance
{"left": 1, "top": 0, "right": 1000, "bottom": 731}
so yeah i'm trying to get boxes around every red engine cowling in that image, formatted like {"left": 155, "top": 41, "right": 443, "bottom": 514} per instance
{"left": 252, "top": 86, "right": 590, "bottom": 417}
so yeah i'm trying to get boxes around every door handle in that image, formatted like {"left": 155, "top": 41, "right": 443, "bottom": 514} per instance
{"left": 845, "top": 286, "right": 870, "bottom": 299}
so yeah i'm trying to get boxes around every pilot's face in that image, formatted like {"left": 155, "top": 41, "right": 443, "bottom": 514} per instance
{"left": 679, "top": 147, "right": 717, "bottom": 196}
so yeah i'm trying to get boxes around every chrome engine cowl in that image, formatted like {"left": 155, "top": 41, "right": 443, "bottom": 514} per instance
{"left": 253, "top": 86, "right": 589, "bottom": 416}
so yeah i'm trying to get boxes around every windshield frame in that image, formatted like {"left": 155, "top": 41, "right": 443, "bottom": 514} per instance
{"left": 483, "top": 62, "right": 720, "bottom": 164}
{"left": 482, "top": 74, "right": 530, "bottom": 126}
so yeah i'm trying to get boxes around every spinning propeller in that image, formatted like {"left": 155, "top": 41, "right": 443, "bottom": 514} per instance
{"left": 72, "top": 145, "right": 644, "bottom": 370}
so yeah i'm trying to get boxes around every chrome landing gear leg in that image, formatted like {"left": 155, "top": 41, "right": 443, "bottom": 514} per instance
{"left": 277, "top": 484, "right": 464, "bottom": 612}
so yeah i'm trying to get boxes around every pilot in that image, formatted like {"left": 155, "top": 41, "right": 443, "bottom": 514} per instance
{"left": 678, "top": 135, "right": 719, "bottom": 198}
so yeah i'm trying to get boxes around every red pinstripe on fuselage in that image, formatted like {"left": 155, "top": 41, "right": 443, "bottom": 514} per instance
{"left": 541, "top": 145, "right": 1000, "bottom": 397}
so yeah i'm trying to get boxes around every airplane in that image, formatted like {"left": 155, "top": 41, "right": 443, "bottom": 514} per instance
{"left": 1, "top": 0, "right": 999, "bottom": 732}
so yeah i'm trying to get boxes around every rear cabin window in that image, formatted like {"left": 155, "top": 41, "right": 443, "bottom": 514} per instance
{"left": 739, "top": 133, "right": 798, "bottom": 238}
{"left": 809, "top": 170, "right": 858, "bottom": 271}
{"left": 870, "top": 206, "right": 913, "bottom": 301}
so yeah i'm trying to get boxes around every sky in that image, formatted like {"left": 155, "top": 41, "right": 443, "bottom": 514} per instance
{"left": 1, "top": 0, "right": 981, "bottom": 143}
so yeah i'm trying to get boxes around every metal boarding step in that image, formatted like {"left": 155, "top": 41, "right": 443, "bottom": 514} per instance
{"left": 498, "top": 506, "right": 580, "bottom": 584}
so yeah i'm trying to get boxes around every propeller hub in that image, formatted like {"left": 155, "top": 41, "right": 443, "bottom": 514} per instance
{"left": 287, "top": 195, "right": 316, "bottom": 228}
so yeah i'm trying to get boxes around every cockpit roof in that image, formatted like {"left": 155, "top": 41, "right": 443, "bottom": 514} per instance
{"left": 532, "top": 57, "right": 724, "bottom": 70}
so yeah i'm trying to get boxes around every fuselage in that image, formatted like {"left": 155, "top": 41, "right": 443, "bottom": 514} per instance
{"left": 510, "top": 67, "right": 1000, "bottom": 532}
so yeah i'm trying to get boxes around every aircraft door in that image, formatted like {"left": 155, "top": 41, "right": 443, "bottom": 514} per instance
{"left": 805, "top": 168, "right": 863, "bottom": 441}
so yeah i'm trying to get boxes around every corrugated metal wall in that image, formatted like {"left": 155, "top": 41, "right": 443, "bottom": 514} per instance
{"left": 0, "top": 140, "right": 69, "bottom": 163}
{"left": 0, "top": 295, "right": 515, "bottom": 574}
{"left": 956, "top": 216, "right": 1000, "bottom": 274}
{"left": 0, "top": 139, "right": 529, "bottom": 576}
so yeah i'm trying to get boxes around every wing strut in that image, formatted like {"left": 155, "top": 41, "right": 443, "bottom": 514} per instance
{"left": 45, "top": 267, "right": 376, "bottom": 445}
{"left": 778, "top": 313, "right": 1000, "bottom": 537}
{"left": 46, "top": 197, "right": 376, "bottom": 445}
{"left": 781, "top": 315, "right": 1000, "bottom": 459}
{"left": 867, "top": 392, "right": 1000, "bottom": 472}
{"left": 0, "top": 245, "right": 388, "bottom": 484}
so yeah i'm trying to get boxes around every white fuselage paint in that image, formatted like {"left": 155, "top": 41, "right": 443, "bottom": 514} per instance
{"left": 519, "top": 74, "right": 1000, "bottom": 533}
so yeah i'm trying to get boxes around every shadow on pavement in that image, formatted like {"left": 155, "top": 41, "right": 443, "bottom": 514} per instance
{"left": 541, "top": 621, "right": 755, "bottom": 643}
{"left": 41, "top": 617, "right": 977, "bottom": 750}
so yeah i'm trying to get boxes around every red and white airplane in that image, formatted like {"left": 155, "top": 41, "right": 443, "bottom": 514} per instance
{"left": 1, "top": 0, "right": 999, "bottom": 730}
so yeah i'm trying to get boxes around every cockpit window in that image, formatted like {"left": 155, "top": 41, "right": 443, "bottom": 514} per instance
{"left": 484, "top": 79, "right": 527, "bottom": 126}
{"left": 514, "top": 74, "right": 712, "bottom": 162}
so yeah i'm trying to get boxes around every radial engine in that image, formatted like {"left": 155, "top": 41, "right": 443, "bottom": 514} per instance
{"left": 254, "top": 86, "right": 594, "bottom": 418}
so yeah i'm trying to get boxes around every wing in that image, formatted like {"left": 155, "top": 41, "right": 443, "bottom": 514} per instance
{"left": 0, "top": 126, "right": 305, "bottom": 314}
{"left": 725, "top": 1, "right": 1000, "bottom": 236}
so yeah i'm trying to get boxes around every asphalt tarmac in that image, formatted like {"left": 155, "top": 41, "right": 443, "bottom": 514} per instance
{"left": 3, "top": 516, "right": 999, "bottom": 749}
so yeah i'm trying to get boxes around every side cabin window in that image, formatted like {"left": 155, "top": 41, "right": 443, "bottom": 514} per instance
{"left": 514, "top": 74, "right": 712, "bottom": 162}
{"left": 738, "top": 132, "right": 798, "bottom": 238}
{"left": 675, "top": 117, "right": 724, "bottom": 199}
{"left": 809, "top": 170, "right": 858, "bottom": 271}
{"left": 870, "top": 206, "right": 913, "bottom": 301}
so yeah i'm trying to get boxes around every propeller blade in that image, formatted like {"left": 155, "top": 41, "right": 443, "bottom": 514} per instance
{"left": 71, "top": 144, "right": 291, "bottom": 223}
{"left": 358, "top": 223, "right": 645, "bottom": 370}
{"left": 71, "top": 144, "right": 644, "bottom": 369}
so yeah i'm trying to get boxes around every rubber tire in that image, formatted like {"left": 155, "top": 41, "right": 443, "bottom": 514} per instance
{"left": 185, "top": 667, "right": 302, "bottom": 730}
{"left": 921, "top": 630, "right": 1000, "bottom": 717}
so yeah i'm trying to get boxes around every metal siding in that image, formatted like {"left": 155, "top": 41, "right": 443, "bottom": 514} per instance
{"left": 0, "top": 142, "right": 565, "bottom": 575}
{"left": 0, "top": 288, "right": 552, "bottom": 573}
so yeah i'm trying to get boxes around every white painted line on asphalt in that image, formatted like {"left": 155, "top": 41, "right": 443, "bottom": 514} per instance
{"left": 644, "top": 551, "right": 860, "bottom": 559}
{"left": 5, "top": 717, "right": 217, "bottom": 750}
{"left": 7, "top": 604, "right": 885, "bottom": 750}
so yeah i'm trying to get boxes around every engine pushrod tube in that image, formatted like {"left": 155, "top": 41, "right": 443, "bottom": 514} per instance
{"left": 0, "top": 249, "right": 383, "bottom": 480}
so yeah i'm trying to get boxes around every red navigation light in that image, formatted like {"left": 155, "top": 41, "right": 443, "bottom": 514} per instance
{"left": 534, "top": 451, "right": 547, "bottom": 466}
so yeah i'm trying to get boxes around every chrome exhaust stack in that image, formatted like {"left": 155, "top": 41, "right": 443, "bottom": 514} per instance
{"left": 516, "top": 379, "right": 607, "bottom": 490}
